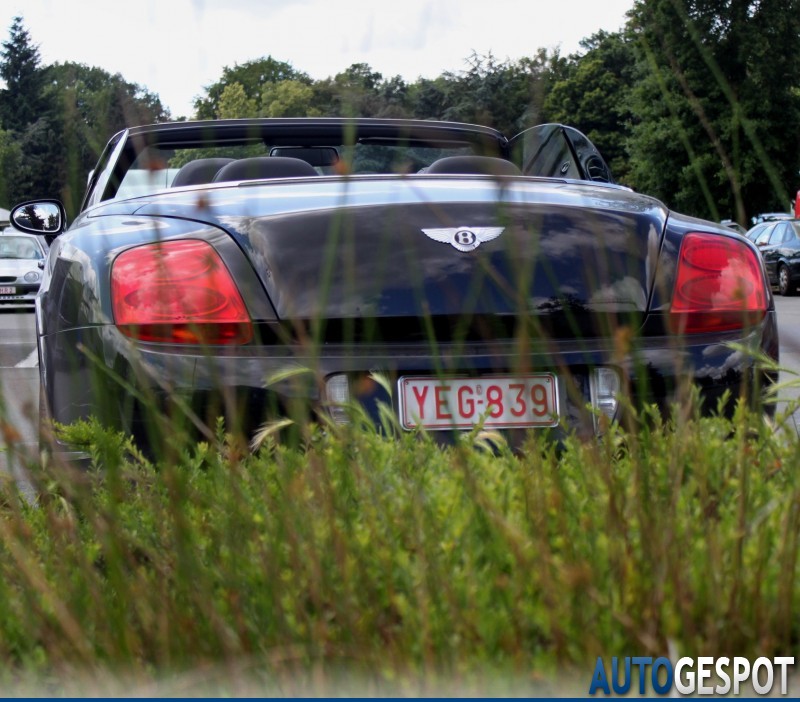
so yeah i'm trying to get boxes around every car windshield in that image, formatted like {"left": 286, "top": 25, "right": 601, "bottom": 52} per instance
{"left": 0, "top": 236, "right": 42, "bottom": 260}
{"left": 90, "top": 119, "right": 510, "bottom": 205}
{"left": 113, "top": 142, "right": 475, "bottom": 200}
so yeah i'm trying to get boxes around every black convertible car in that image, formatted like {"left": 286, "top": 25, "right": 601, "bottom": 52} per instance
{"left": 11, "top": 118, "right": 777, "bottom": 459}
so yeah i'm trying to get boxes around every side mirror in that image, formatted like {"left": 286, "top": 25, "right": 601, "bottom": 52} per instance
{"left": 10, "top": 200, "right": 67, "bottom": 237}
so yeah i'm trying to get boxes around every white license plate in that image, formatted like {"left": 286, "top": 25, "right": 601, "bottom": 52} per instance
{"left": 0, "top": 287, "right": 15, "bottom": 295}
{"left": 398, "top": 375, "right": 559, "bottom": 430}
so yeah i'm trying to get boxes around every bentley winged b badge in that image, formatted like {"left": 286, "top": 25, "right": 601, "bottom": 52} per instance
{"left": 421, "top": 226, "right": 505, "bottom": 252}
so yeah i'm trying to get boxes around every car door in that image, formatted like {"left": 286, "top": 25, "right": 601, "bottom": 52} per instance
{"left": 778, "top": 221, "right": 800, "bottom": 278}
{"left": 508, "top": 124, "right": 615, "bottom": 183}
{"left": 759, "top": 222, "right": 786, "bottom": 284}
{"left": 745, "top": 222, "right": 769, "bottom": 243}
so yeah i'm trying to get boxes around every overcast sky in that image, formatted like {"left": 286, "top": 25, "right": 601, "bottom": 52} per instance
{"left": 1, "top": 0, "right": 633, "bottom": 119}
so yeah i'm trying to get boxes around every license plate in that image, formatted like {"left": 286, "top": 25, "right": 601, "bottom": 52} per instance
{"left": 0, "top": 287, "right": 15, "bottom": 295}
{"left": 398, "top": 375, "right": 559, "bottom": 430}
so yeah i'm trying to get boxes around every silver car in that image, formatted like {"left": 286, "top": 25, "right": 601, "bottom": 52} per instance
{"left": 0, "top": 231, "right": 47, "bottom": 305}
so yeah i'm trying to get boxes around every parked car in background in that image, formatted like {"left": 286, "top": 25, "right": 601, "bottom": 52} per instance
{"left": 720, "top": 219, "right": 747, "bottom": 235}
{"left": 0, "top": 231, "right": 47, "bottom": 305}
{"left": 751, "top": 212, "right": 793, "bottom": 225}
{"left": 753, "top": 219, "right": 800, "bottom": 295}
{"left": 10, "top": 118, "right": 778, "bottom": 461}
{"left": 745, "top": 220, "right": 779, "bottom": 244}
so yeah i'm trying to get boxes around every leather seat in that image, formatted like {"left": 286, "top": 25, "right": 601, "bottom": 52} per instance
{"left": 426, "top": 155, "right": 522, "bottom": 176}
{"left": 212, "top": 157, "right": 318, "bottom": 182}
{"left": 171, "top": 158, "right": 235, "bottom": 187}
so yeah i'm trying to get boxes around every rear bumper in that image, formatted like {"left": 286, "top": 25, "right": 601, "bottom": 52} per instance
{"left": 39, "top": 311, "right": 779, "bottom": 454}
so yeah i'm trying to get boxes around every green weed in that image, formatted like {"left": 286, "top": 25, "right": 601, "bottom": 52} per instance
{"left": 0, "top": 398, "right": 796, "bottom": 693}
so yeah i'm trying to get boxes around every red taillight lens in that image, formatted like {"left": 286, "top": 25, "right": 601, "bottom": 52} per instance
{"left": 111, "top": 240, "right": 253, "bottom": 344}
{"left": 671, "top": 232, "right": 767, "bottom": 334}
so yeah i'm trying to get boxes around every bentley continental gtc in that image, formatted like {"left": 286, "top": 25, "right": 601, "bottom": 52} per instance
{"left": 10, "top": 118, "right": 778, "bottom": 459}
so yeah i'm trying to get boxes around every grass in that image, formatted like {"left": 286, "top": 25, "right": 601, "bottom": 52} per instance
{"left": 0, "top": 389, "right": 797, "bottom": 694}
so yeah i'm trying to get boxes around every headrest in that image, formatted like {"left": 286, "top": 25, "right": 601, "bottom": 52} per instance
{"left": 269, "top": 147, "right": 339, "bottom": 167}
{"left": 212, "top": 157, "right": 318, "bottom": 182}
{"left": 426, "top": 156, "right": 522, "bottom": 176}
{"left": 171, "top": 158, "right": 235, "bottom": 187}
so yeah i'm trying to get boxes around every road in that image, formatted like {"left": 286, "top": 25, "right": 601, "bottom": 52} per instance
{"left": 0, "top": 307, "right": 37, "bottom": 438}
{"left": 774, "top": 296, "right": 800, "bottom": 431}
{"left": 2, "top": 299, "right": 800, "bottom": 486}
{"left": 0, "top": 306, "right": 38, "bottom": 497}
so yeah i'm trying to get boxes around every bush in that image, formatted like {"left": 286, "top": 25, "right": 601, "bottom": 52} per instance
{"left": 0, "top": 398, "right": 797, "bottom": 693}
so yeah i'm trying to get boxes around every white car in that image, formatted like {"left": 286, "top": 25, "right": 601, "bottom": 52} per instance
{"left": 0, "top": 232, "right": 47, "bottom": 305}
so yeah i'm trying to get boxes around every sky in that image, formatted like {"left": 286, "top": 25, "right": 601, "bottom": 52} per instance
{"left": 0, "top": 0, "right": 634, "bottom": 119}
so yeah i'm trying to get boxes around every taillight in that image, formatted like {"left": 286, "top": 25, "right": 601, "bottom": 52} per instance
{"left": 111, "top": 240, "right": 253, "bottom": 344}
{"left": 671, "top": 232, "right": 767, "bottom": 334}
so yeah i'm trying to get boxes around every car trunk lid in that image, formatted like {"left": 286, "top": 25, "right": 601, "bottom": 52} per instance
{"left": 127, "top": 177, "right": 667, "bottom": 342}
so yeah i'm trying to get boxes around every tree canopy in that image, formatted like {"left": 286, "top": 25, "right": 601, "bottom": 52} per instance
{"left": 3, "top": 3, "right": 800, "bottom": 225}
{"left": 0, "top": 17, "right": 168, "bottom": 212}
{"left": 545, "top": 31, "right": 636, "bottom": 185}
{"left": 193, "top": 57, "right": 311, "bottom": 119}
{"left": 0, "top": 15, "right": 46, "bottom": 130}
{"left": 625, "top": 0, "right": 800, "bottom": 222}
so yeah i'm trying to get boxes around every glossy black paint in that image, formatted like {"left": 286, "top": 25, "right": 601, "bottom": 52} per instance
{"left": 39, "top": 313, "right": 778, "bottom": 453}
{"left": 755, "top": 220, "right": 800, "bottom": 295}
{"left": 12, "top": 118, "right": 778, "bottom": 457}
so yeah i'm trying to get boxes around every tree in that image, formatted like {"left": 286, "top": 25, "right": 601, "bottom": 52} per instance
{"left": 409, "top": 76, "right": 457, "bottom": 121}
{"left": 0, "top": 128, "right": 22, "bottom": 206}
{"left": 0, "top": 16, "right": 46, "bottom": 131}
{"left": 8, "top": 117, "right": 64, "bottom": 204}
{"left": 46, "top": 62, "right": 169, "bottom": 213}
{"left": 337, "top": 62, "right": 383, "bottom": 92}
{"left": 411, "top": 52, "right": 559, "bottom": 137}
{"left": 194, "top": 57, "right": 310, "bottom": 119}
{"left": 322, "top": 62, "right": 385, "bottom": 117}
{"left": 0, "top": 17, "right": 61, "bottom": 204}
{"left": 261, "top": 80, "right": 321, "bottom": 117}
{"left": 625, "top": 0, "right": 800, "bottom": 223}
{"left": 456, "top": 51, "right": 557, "bottom": 136}
{"left": 216, "top": 82, "right": 258, "bottom": 119}
{"left": 544, "top": 31, "right": 637, "bottom": 184}
{"left": 376, "top": 75, "right": 410, "bottom": 118}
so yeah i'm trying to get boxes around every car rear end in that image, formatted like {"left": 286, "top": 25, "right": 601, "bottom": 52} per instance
{"left": 39, "top": 174, "right": 774, "bottom": 454}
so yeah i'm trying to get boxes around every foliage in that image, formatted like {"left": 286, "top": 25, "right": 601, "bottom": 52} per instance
{"left": 46, "top": 62, "right": 169, "bottom": 214}
{"left": 0, "top": 17, "right": 168, "bottom": 213}
{"left": 216, "top": 82, "right": 258, "bottom": 119}
{"left": 193, "top": 57, "right": 312, "bottom": 120}
{"left": 261, "top": 80, "right": 322, "bottom": 118}
{"left": 545, "top": 31, "right": 637, "bottom": 185}
{"left": 0, "top": 16, "right": 46, "bottom": 131}
{"left": 320, "top": 63, "right": 389, "bottom": 118}
{"left": 6, "top": 116, "right": 65, "bottom": 204}
{"left": 0, "top": 401, "right": 797, "bottom": 693}
{"left": 5, "top": 5, "right": 800, "bottom": 222}
{"left": 0, "top": 16, "right": 57, "bottom": 206}
{"left": 0, "top": 128, "right": 21, "bottom": 206}
{"left": 406, "top": 51, "right": 557, "bottom": 138}
{"left": 625, "top": 0, "right": 800, "bottom": 224}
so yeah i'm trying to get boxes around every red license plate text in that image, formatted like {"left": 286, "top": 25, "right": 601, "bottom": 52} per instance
{"left": 398, "top": 375, "right": 558, "bottom": 430}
